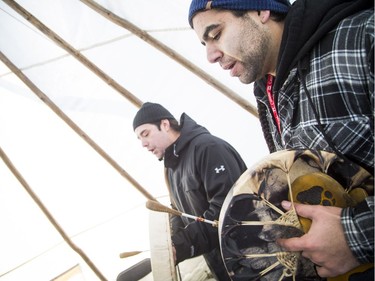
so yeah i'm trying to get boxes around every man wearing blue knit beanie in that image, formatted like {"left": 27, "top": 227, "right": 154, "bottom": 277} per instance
{"left": 189, "top": 0, "right": 374, "bottom": 281}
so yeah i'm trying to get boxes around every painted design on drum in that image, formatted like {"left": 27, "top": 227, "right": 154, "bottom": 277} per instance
{"left": 219, "top": 149, "right": 373, "bottom": 281}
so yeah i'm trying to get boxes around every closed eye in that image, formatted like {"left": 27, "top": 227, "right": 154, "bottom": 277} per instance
{"left": 211, "top": 31, "right": 220, "bottom": 41}
{"left": 202, "top": 24, "right": 220, "bottom": 46}
{"left": 201, "top": 31, "right": 221, "bottom": 46}
{"left": 137, "top": 129, "right": 149, "bottom": 140}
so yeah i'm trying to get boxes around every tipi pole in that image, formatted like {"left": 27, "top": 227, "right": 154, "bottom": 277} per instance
{"left": 0, "top": 146, "right": 108, "bottom": 281}
{"left": 82, "top": 0, "right": 259, "bottom": 118}
{"left": 2, "top": 0, "right": 142, "bottom": 108}
{"left": 0, "top": 51, "right": 156, "bottom": 201}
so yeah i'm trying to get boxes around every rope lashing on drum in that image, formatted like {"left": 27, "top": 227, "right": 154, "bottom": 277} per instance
{"left": 229, "top": 169, "right": 302, "bottom": 281}
{"left": 146, "top": 200, "right": 219, "bottom": 227}
{"left": 242, "top": 251, "right": 299, "bottom": 281}
{"left": 220, "top": 150, "right": 374, "bottom": 281}
{"left": 240, "top": 194, "right": 302, "bottom": 229}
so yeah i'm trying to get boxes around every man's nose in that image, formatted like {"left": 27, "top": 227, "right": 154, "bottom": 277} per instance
{"left": 206, "top": 44, "right": 222, "bottom": 64}
{"left": 141, "top": 140, "right": 148, "bottom": 148}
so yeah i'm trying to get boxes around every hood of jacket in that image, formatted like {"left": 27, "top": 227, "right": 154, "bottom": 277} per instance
{"left": 164, "top": 113, "right": 209, "bottom": 168}
{"left": 274, "top": 0, "right": 372, "bottom": 91}
{"left": 254, "top": 0, "right": 373, "bottom": 153}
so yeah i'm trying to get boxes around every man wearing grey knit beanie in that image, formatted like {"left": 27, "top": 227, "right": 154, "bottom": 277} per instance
{"left": 133, "top": 102, "right": 247, "bottom": 280}
{"left": 189, "top": 0, "right": 374, "bottom": 280}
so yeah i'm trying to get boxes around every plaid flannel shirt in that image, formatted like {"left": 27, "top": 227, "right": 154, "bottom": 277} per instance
{"left": 257, "top": 9, "right": 374, "bottom": 262}
{"left": 342, "top": 196, "right": 374, "bottom": 263}
{"left": 276, "top": 9, "right": 374, "bottom": 171}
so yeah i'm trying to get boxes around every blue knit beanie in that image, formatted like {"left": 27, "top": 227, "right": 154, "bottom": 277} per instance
{"left": 188, "top": 0, "right": 291, "bottom": 27}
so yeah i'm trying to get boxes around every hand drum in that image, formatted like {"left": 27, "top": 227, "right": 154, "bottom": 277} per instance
{"left": 219, "top": 150, "right": 373, "bottom": 281}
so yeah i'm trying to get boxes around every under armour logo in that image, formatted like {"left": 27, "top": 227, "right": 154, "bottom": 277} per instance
{"left": 215, "top": 165, "right": 225, "bottom": 173}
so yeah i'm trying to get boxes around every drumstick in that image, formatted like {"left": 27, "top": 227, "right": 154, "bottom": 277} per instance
{"left": 146, "top": 200, "right": 218, "bottom": 227}
{"left": 119, "top": 250, "right": 149, "bottom": 259}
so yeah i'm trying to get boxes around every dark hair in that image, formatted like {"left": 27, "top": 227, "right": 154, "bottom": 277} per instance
{"left": 152, "top": 119, "right": 181, "bottom": 132}
{"left": 231, "top": 9, "right": 287, "bottom": 22}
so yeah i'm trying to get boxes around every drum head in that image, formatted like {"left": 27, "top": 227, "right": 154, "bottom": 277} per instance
{"left": 219, "top": 149, "right": 373, "bottom": 281}
{"left": 149, "top": 211, "right": 177, "bottom": 281}
{"left": 149, "top": 210, "right": 215, "bottom": 281}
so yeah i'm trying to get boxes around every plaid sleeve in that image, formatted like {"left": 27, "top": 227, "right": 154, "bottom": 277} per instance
{"left": 341, "top": 196, "right": 374, "bottom": 263}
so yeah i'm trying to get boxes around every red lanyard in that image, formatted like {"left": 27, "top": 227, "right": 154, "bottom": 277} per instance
{"left": 266, "top": 75, "right": 281, "bottom": 133}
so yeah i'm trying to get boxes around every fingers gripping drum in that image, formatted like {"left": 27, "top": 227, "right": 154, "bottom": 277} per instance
{"left": 218, "top": 149, "right": 373, "bottom": 281}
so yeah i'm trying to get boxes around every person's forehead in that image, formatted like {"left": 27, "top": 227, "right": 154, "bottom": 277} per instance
{"left": 135, "top": 123, "right": 156, "bottom": 137}
{"left": 193, "top": 9, "right": 230, "bottom": 26}
{"left": 193, "top": 9, "right": 234, "bottom": 37}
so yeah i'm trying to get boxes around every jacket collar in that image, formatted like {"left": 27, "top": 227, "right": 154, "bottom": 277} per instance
{"left": 164, "top": 113, "right": 209, "bottom": 169}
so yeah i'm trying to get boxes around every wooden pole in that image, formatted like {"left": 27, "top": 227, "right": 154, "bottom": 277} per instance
{"left": 2, "top": 0, "right": 143, "bottom": 108}
{"left": 80, "top": 0, "right": 259, "bottom": 118}
{"left": 0, "top": 146, "right": 108, "bottom": 281}
{"left": 0, "top": 51, "right": 157, "bottom": 202}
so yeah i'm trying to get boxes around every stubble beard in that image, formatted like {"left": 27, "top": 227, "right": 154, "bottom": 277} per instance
{"left": 238, "top": 18, "right": 271, "bottom": 84}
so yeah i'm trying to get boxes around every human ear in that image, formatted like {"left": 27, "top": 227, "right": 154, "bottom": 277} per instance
{"left": 259, "top": 10, "right": 271, "bottom": 23}
{"left": 160, "top": 119, "right": 170, "bottom": 131}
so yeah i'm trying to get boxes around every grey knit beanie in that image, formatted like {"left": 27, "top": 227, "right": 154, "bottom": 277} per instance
{"left": 133, "top": 102, "right": 175, "bottom": 131}
{"left": 188, "top": 0, "right": 291, "bottom": 27}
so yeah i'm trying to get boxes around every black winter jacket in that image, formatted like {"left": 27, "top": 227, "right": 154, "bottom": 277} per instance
{"left": 166, "top": 113, "right": 247, "bottom": 279}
